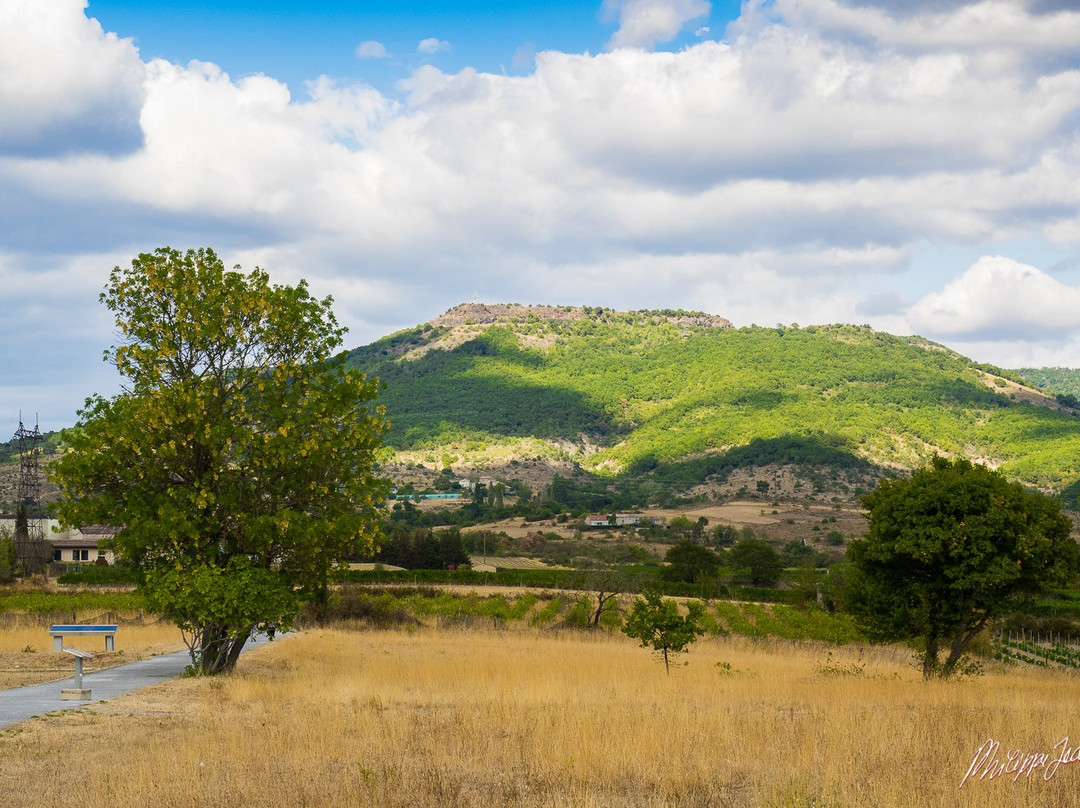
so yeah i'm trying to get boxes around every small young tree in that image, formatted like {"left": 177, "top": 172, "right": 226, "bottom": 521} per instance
{"left": 583, "top": 568, "right": 628, "bottom": 628}
{"left": 622, "top": 590, "right": 705, "bottom": 674}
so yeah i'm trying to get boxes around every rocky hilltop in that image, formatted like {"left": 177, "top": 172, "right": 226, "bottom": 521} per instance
{"left": 431, "top": 303, "right": 733, "bottom": 331}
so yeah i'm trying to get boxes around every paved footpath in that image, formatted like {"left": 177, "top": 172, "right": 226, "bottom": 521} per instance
{"left": 0, "top": 633, "right": 275, "bottom": 730}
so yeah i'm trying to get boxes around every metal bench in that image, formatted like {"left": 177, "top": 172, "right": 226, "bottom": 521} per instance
{"left": 59, "top": 647, "right": 95, "bottom": 701}
{"left": 49, "top": 624, "right": 117, "bottom": 653}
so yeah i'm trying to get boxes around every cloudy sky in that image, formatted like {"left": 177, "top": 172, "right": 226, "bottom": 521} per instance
{"left": 3, "top": 0, "right": 1080, "bottom": 429}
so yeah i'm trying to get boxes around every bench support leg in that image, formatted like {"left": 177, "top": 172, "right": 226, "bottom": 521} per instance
{"left": 53, "top": 636, "right": 62, "bottom": 653}
{"left": 105, "top": 636, "right": 114, "bottom": 652}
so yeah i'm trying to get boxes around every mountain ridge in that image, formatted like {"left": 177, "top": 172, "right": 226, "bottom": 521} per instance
{"left": 346, "top": 304, "right": 1080, "bottom": 498}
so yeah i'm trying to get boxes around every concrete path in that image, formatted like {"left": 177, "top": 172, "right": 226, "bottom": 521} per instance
{"left": 0, "top": 633, "right": 275, "bottom": 730}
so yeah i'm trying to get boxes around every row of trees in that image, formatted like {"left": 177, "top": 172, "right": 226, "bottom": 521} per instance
{"left": 367, "top": 525, "right": 469, "bottom": 570}
{"left": 660, "top": 539, "right": 784, "bottom": 586}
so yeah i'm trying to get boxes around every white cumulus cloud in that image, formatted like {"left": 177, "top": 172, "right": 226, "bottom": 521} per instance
{"left": 417, "top": 37, "right": 451, "bottom": 54}
{"left": 0, "top": 0, "right": 145, "bottom": 155}
{"left": 604, "top": 0, "right": 711, "bottom": 49}
{"left": 907, "top": 256, "right": 1080, "bottom": 340}
{"left": 355, "top": 40, "right": 387, "bottom": 60}
{"left": 4, "top": 0, "right": 1080, "bottom": 424}
{"left": 774, "top": 0, "right": 1080, "bottom": 57}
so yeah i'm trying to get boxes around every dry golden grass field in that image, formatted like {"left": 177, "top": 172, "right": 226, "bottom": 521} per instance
{"left": 3, "top": 627, "right": 1080, "bottom": 807}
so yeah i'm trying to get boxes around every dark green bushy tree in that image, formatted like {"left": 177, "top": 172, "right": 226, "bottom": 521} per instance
{"left": 847, "top": 457, "right": 1078, "bottom": 679}
{"left": 52, "top": 247, "right": 388, "bottom": 675}
{"left": 661, "top": 540, "right": 722, "bottom": 583}
{"left": 728, "top": 538, "right": 782, "bottom": 586}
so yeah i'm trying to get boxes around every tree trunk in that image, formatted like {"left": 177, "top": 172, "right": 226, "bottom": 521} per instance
{"left": 942, "top": 617, "right": 988, "bottom": 677}
{"left": 190, "top": 623, "right": 254, "bottom": 675}
{"left": 590, "top": 591, "right": 618, "bottom": 628}
{"left": 922, "top": 632, "right": 939, "bottom": 680}
{"left": 942, "top": 631, "right": 968, "bottom": 677}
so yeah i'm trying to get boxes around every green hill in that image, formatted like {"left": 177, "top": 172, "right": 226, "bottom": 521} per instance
{"left": 346, "top": 303, "right": 1080, "bottom": 496}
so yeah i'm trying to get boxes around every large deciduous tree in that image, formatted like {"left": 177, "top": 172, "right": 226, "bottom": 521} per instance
{"left": 847, "top": 456, "right": 1077, "bottom": 679}
{"left": 52, "top": 247, "right": 388, "bottom": 674}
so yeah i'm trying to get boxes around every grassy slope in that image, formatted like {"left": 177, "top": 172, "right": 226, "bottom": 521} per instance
{"left": 347, "top": 310, "right": 1080, "bottom": 490}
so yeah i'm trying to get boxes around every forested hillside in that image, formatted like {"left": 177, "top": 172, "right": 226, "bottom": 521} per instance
{"left": 1015, "top": 367, "right": 1080, "bottom": 401}
{"left": 346, "top": 304, "right": 1080, "bottom": 494}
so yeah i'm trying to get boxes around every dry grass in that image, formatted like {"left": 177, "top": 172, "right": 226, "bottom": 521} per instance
{"left": 0, "top": 620, "right": 185, "bottom": 688}
{"left": 2, "top": 628, "right": 1080, "bottom": 806}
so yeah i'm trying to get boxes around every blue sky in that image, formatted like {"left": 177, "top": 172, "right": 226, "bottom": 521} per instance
{"left": 2, "top": 0, "right": 1080, "bottom": 427}
{"left": 86, "top": 0, "right": 744, "bottom": 94}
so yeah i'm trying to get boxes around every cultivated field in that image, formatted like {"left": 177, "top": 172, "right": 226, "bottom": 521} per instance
{"left": 2, "top": 627, "right": 1079, "bottom": 806}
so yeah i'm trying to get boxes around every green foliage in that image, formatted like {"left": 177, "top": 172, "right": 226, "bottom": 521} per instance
{"left": 51, "top": 247, "right": 388, "bottom": 675}
{"left": 348, "top": 314, "right": 1080, "bottom": 490}
{"left": 660, "top": 540, "right": 722, "bottom": 583}
{"left": 312, "top": 586, "right": 418, "bottom": 628}
{"left": 312, "top": 586, "right": 542, "bottom": 628}
{"left": 847, "top": 456, "right": 1078, "bottom": 679}
{"left": 780, "top": 540, "right": 827, "bottom": 569}
{"left": 304, "top": 584, "right": 861, "bottom": 644}
{"left": 144, "top": 558, "right": 297, "bottom": 674}
{"left": 0, "top": 529, "right": 14, "bottom": 584}
{"left": 562, "top": 595, "right": 592, "bottom": 628}
{"left": 369, "top": 525, "right": 471, "bottom": 569}
{"left": 728, "top": 539, "right": 783, "bottom": 586}
{"left": 0, "top": 589, "right": 144, "bottom": 613}
{"left": 622, "top": 589, "right": 705, "bottom": 673}
{"left": 994, "top": 635, "right": 1080, "bottom": 669}
{"left": 1013, "top": 367, "right": 1080, "bottom": 399}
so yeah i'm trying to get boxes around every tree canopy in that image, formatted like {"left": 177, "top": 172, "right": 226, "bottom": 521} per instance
{"left": 728, "top": 538, "right": 783, "bottom": 586}
{"left": 52, "top": 247, "right": 388, "bottom": 674}
{"left": 660, "top": 539, "right": 722, "bottom": 583}
{"left": 847, "top": 456, "right": 1078, "bottom": 678}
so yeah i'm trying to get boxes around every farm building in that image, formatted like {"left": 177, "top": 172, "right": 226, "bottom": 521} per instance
{"left": 585, "top": 513, "right": 654, "bottom": 527}
{"left": 50, "top": 525, "right": 116, "bottom": 565}
{"left": 0, "top": 518, "right": 116, "bottom": 566}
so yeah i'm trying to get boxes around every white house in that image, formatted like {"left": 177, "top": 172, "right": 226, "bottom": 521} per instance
{"left": 585, "top": 513, "right": 654, "bottom": 528}
{"left": 50, "top": 525, "right": 117, "bottom": 565}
